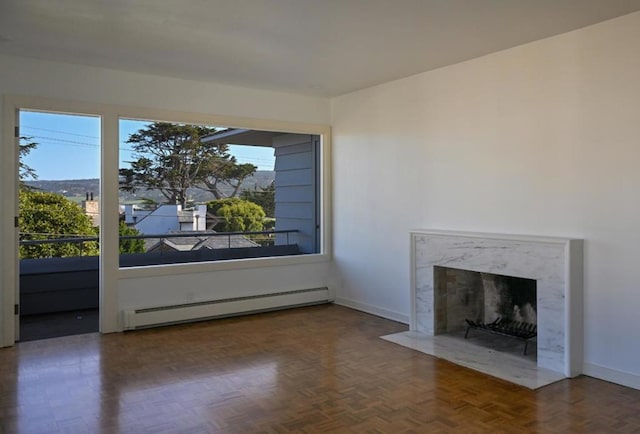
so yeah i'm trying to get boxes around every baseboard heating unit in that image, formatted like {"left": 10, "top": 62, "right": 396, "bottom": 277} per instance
{"left": 123, "top": 287, "right": 330, "bottom": 330}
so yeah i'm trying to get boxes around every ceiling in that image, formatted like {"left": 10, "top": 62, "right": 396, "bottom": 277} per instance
{"left": 1, "top": 0, "right": 640, "bottom": 97}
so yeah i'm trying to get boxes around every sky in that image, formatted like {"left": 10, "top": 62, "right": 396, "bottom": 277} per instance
{"left": 20, "top": 110, "right": 276, "bottom": 180}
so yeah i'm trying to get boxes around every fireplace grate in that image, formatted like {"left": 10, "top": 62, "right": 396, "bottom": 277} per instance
{"left": 464, "top": 318, "right": 537, "bottom": 355}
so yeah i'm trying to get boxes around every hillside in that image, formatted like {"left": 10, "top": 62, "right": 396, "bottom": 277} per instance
{"left": 24, "top": 170, "right": 275, "bottom": 204}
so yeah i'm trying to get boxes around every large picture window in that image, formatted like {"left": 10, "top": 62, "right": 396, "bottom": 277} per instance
{"left": 117, "top": 119, "right": 321, "bottom": 267}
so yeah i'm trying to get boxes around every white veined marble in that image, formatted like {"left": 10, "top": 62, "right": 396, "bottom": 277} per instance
{"left": 409, "top": 230, "right": 583, "bottom": 378}
{"left": 382, "top": 331, "right": 566, "bottom": 389}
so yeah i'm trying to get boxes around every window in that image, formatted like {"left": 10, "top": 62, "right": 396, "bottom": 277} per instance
{"left": 117, "top": 119, "right": 321, "bottom": 267}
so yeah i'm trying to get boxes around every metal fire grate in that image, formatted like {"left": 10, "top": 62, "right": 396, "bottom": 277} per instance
{"left": 465, "top": 317, "right": 537, "bottom": 355}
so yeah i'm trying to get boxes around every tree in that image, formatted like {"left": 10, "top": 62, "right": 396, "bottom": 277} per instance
{"left": 19, "top": 190, "right": 99, "bottom": 259}
{"left": 199, "top": 155, "right": 257, "bottom": 200}
{"left": 19, "top": 136, "right": 38, "bottom": 185}
{"left": 208, "top": 198, "right": 266, "bottom": 232}
{"left": 118, "top": 221, "right": 146, "bottom": 254}
{"left": 241, "top": 181, "right": 275, "bottom": 217}
{"left": 119, "top": 122, "right": 257, "bottom": 207}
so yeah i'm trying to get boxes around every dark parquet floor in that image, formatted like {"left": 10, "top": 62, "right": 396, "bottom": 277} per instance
{"left": 1, "top": 304, "right": 639, "bottom": 433}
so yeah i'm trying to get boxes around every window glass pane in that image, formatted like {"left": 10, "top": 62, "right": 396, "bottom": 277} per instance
{"left": 118, "top": 119, "right": 320, "bottom": 267}
{"left": 19, "top": 110, "right": 101, "bottom": 260}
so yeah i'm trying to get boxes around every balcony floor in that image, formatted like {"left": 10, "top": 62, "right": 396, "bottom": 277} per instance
{"left": 19, "top": 308, "right": 99, "bottom": 342}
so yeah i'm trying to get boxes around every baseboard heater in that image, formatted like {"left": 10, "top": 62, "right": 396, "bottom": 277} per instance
{"left": 123, "top": 287, "right": 330, "bottom": 330}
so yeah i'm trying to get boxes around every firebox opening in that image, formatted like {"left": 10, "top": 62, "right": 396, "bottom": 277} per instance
{"left": 434, "top": 266, "right": 537, "bottom": 356}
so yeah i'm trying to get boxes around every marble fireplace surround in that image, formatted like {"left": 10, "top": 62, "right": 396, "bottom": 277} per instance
{"left": 408, "top": 230, "right": 584, "bottom": 378}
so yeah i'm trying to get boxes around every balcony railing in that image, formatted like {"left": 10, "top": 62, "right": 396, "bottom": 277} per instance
{"left": 19, "top": 229, "right": 299, "bottom": 257}
{"left": 19, "top": 229, "right": 301, "bottom": 316}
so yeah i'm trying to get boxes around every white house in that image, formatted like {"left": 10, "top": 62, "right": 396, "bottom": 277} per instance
{"left": 123, "top": 204, "right": 207, "bottom": 234}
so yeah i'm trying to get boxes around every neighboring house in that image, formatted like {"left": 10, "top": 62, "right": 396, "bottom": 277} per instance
{"left": 123, "top": 203, "right": 259, "bottom": 252}
{"left": 81, "top": 192, "right": 100, "bottom": 227}
{"left": 145, "top": 231, "right": 259, "bottom": 253}
{"left": 123, "top": 204, "right": 207, "bottom": 234}
{"left": 202, "top": 129, "right": 319, "bottom": 254}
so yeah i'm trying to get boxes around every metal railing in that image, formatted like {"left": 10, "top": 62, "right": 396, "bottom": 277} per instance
{"left": 19, "top": 229, "right": 299, "bottom": 257}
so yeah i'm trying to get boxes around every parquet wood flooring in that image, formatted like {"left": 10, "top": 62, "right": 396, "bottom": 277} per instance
{"left": 1, "top": 304, "right": 639, "bottom": 433}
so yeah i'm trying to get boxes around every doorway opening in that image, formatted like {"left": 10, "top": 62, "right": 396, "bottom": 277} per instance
{"left": 18, "top": 110, "right": 101, "bottom": 341}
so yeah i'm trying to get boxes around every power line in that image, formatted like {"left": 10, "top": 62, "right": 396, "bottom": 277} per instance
{"left": 29, "top": 135, "right": 98, "bottom": 146}
{"left": 21, "top": 125, "right": 100, "bottom": 139}
{"left": 22, "top": 135, "right": 275, "bottom": 166}
{"left": 24, "top": 136, "right": 136, "bottom": 153}
{"left": 26, "top": 140, "right": 274, "bottom": 166}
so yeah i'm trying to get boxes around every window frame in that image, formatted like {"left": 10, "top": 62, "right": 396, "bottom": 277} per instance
{"left": 117, "top": 119, "right": 324, "bottom": 271}
{"left": 2, "top": 95, "right": 332, "bottom": 340}
{"left": 116, "top": 115, "right": 331, "bottom": 278}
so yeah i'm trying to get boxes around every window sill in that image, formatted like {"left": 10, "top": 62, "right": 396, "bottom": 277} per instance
{"left": 118, "top": 253, "right": 330, "bottom": 279}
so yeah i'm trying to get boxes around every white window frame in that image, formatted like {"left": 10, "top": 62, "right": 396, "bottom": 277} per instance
{"left": 1, "top": 95, "right": 331, "bottom": 345}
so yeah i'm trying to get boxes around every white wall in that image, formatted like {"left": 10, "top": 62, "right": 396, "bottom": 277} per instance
{"left": 331, "top": 12, "right": 640, "bottom": 388}
{"left": 0, "top": 54, "right": 331, "bottom": 340}
{"left": 0, "top": 54, "right": 329, "bottom": 124}
{"left": 119, "top": 262, "right": 330, "bottom": 310}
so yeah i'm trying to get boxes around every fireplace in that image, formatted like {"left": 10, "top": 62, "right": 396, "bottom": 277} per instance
{"left": 410, "top": 230, "right": 583, "bottom": 377}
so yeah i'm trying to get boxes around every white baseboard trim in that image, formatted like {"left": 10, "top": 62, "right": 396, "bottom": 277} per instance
{"left": 334, "top": 297, "right": 409, "bottom": 324}
{"left": 583, "top": 362, "right": 640, "bottom": 390}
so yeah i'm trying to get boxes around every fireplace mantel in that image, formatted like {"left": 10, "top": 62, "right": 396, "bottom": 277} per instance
{"left": 410, "top": 229, "right": 583, "bottom": 377}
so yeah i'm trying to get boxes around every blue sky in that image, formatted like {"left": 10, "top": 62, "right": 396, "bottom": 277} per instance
{"left": 20, "top": 111, "right": 276, "bottom": 180}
